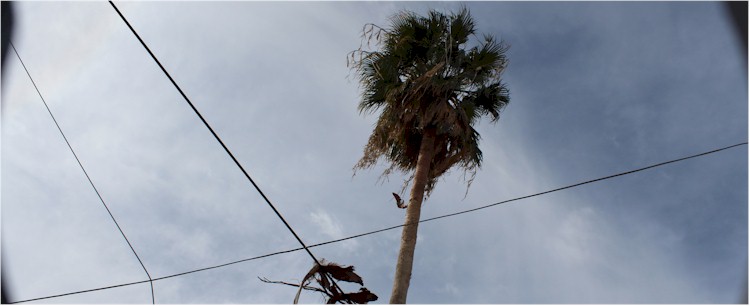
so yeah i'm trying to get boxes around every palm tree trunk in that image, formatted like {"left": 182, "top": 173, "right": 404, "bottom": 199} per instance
{"left": 389, "top": 127, "right": 436, "bottom": 304}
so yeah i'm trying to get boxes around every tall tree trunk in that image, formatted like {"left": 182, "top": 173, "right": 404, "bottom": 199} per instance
{"left": 389, "top": 127, "right": 436, "bottom": 304}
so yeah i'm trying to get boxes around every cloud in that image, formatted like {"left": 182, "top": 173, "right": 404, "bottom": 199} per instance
{"left": 2, "top": 1, "right": 744, "bottom": 304}
{"left": 310, "top": 210, "right": 359, "bottom": 252}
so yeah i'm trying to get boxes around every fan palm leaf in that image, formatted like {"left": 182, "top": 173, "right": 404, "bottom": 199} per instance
{"left": 349, "top": 6, "right": 510, "bottom": 303}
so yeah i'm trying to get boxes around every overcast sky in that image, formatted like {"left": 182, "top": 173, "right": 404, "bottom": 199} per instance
{"left": 1, "top": 1, "right": 747, "bottom": 304}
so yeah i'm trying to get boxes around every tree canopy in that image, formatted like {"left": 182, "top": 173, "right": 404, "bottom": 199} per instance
{"left": 350, "top": 7, "right": 510, "bottom": 196}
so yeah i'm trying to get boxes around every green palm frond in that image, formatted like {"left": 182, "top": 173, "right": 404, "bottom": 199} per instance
{"left": 350, "top": 7, "right": 510, "bottom": 197}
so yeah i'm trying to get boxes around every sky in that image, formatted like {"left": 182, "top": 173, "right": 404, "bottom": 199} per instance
{"left": 1, "top": 1, "right": 747, "bottom": 304}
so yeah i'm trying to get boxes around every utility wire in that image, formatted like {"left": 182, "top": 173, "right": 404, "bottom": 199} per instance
{"left": 9, "top": 141, "right": 746, "bottom": 304}
{"left": 8, "top": 41, "right": 157, "bottom": 304}
{"left": 108, "top": 0, "right": 321, "bottom": 265}
{"left": 418, "top": 141, "right": 749, "bottom": 223}
{"left": 106, "top": 1, "right": 347, "bottom": 302}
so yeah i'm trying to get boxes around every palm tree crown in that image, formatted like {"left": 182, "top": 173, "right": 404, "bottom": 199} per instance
{"left": 351, "top": 7, "right": 510, "bottom": 196}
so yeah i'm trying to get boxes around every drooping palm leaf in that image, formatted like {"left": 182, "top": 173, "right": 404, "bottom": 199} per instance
{"left": 350, "top": 6, "right": 510, "bottom": 197}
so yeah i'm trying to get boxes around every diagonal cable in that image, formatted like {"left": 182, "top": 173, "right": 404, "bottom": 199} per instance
{"left": 106, "top": 1, "right": 347, "bottom": 301}
{"left": 107, "top": 0, "right": 332, "bottom": 271}
{"left": 8, "top": 141, "right": 747, "bottom": 304}
{"left": 8, "top": 41, "right": 157, "bottom": 304}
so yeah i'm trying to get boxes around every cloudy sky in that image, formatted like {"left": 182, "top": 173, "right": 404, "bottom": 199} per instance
{"left": 1, "top": 1, "right": 747, "bottom": 304}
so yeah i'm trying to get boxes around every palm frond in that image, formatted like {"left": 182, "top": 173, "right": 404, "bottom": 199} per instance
{"left": 350, "top": 7, "right": 510, "bottom": 196}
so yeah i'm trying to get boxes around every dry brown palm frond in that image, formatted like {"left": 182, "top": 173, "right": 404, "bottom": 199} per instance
{"left": 261, "top": 260, "right": 377, "bottom": 304}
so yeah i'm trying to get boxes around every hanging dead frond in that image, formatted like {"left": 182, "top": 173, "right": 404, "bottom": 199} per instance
{"left": 318, "top": 261, "right": 364, "bottom": 286}
{"left": 392, "top": 192, "right": 407, "bottom": 209}
{"left": 328, "top": 288, "right": 378, "bottom": 304}
{"left": 261, "top": 259, "right": 377, "bottom": 304}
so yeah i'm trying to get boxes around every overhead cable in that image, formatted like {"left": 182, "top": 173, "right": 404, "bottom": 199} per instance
{"left": 106, "top": 1, "right": 349, "bottom": 301}
{"left": 8, "top": 41, "right": 157, "bottom": 304}
{"left": 9, "top": 141, "right": 746, "bottom": 304}
{"left": 108, "top": 0, "right": 322, "bottom": 265}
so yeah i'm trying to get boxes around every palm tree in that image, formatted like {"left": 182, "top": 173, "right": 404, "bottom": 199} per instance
{"left": 349, "top": 6, "right": 510, "bottom": 303}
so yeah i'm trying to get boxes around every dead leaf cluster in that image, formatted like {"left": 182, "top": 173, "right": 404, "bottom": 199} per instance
{"left": 261, "top": 259, "right": 377, "bottom": 304}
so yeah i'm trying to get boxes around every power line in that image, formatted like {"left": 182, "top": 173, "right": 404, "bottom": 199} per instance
{"left": 9, "top": 141, "right": 746, "bottom": 304}
{"left": 108, "top": 0, "right": 322, "bottom": 265}
{"left": 418, "top": 141, "right": 749, "bottom": 223}
{"left": 105, "top": 1, "right": 348, "bottom": 302}
{"left": 8, "top": 41, "right": 157, "bottom": 304}
{"left": 7, "top": 280, "right": 153, "bottom": 304}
